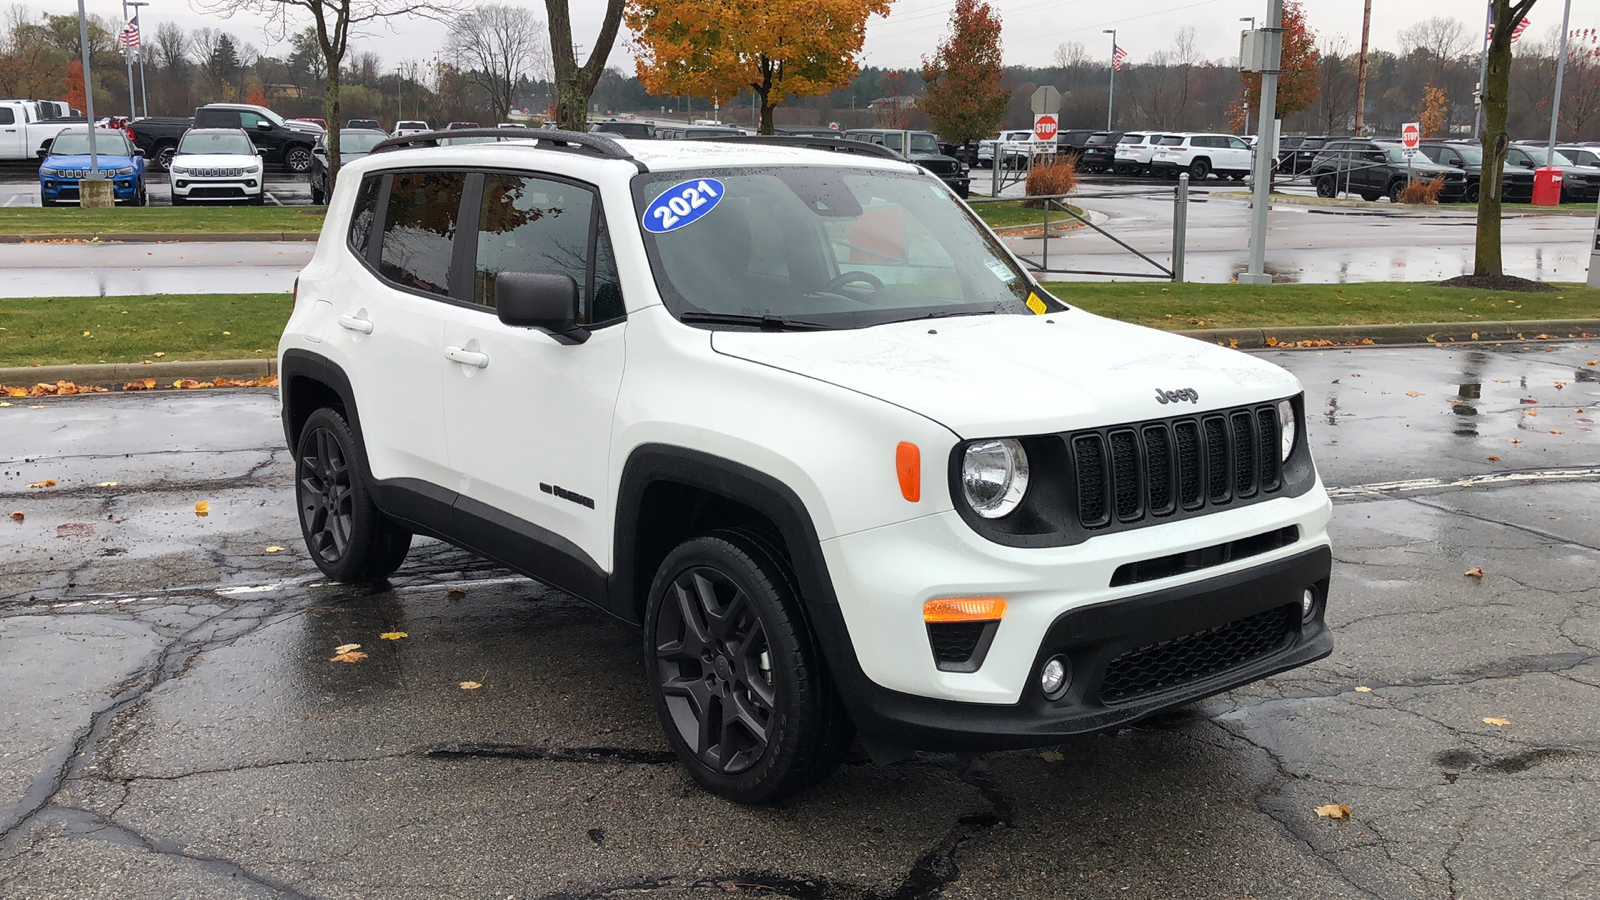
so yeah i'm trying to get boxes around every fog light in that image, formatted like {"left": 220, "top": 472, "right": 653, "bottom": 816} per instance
{"left": 1301, "top": 588, "right": 1318, "bottom": 623}
{"left": 1039, "top": 656, "right": 1070, "bottom": 700}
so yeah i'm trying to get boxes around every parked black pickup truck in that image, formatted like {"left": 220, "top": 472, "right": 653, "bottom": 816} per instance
{"left": 131, "top": 104, "right": 323, "bottom": 172}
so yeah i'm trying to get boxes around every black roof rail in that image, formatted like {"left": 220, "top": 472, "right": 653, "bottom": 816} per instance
{"left": 370, "top": 127, "right": 635, "bottom": 163}
{"left": 688, "top": 134, "right": 907, "bottom": 161}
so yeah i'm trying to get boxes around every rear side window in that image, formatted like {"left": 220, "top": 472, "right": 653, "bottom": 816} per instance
{"left": 380, "top": 171, "right": 467, "bottom": 297}
{"left": 1160, "top": 136, "right": 1184, "bottom": 146}
{"left": 348, "top": 175, "right": 381, "bottom": 257}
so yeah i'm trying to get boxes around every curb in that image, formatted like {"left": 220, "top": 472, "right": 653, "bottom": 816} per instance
{"left": 0, "top": 232, "right": 316, "bottom": 244}
{"left": 1178, "top": 318, "right": 1600, "bottom": 349}
{"left": 1, "top": 358, "right": 278, "bottom": 390}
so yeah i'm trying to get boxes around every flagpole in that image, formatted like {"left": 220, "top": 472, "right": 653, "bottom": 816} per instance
{"left": 130, "top": 2, "right": 149, "bottom": 119}
{"left": 120, "top": 0, "right": 136, "bottom": 118}
{"left": 1104, "top": 29, "right": 1117, "bottom": 131}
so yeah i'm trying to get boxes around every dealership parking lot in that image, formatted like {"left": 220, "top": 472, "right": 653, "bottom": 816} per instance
{"left": 1, "top": 341, "right": 1596, "bottom": 900}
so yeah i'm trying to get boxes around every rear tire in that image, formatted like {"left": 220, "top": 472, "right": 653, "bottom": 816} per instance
{"left": 294, "top": 407, "right": 412, "bottom": 583}
{"left": 644, "top": 529, "right": 850, "bottom": 804}
{"left": 1315, "top": 176, "right": 1338, "bottom": 199}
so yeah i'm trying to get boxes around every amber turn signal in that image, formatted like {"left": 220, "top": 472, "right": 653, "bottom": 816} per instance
{"left": 923, "top": 597, "right": 1007, "bottom": 623}
{"left": 896, "top": 441, "right": 921, "bottom": 502}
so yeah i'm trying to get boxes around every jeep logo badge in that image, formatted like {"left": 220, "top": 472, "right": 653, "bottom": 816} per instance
{"left": 1154, "top": 387, "right": 1200, "bottom": 405}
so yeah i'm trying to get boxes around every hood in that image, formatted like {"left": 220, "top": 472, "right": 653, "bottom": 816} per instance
{"left": 284, "top": 120, "right": 323, "bottom": 135}
{"left": 43, "top": 153, "right": 136, "bottom": 169}
{"left": 172, "top": 153, "right": 261, "bottom": 168}
{"left": 711, "top": 309, "right": 1300, "bottom": 437}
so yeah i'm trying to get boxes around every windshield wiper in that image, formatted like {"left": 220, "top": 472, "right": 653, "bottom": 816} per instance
{"left": 678, "top": 311, "right": 831, "bottom": 331}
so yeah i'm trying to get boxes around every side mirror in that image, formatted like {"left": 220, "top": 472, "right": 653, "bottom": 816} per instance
{"left": 134, "top": 149, "right": 144, "bottom": 157}
{"left": 256, "top": 120, "right": 272, "bottom": 131}
{"left": 257, "top": 148, "right": 268, "bottom": 156}
{"left": 494, "top": 271, "right": 588, "bottom": 344}
{"left": 36, "top": 148, "right": 48, "bottom": 158}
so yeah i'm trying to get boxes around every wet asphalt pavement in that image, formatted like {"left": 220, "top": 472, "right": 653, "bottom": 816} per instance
{"left": 1, "top": 342, "right": 1599, "bottom": 900}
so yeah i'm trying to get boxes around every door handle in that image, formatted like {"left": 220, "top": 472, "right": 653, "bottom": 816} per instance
{"left": 337, "top": 314, "right": 373, "bottom": 334}
{"left": 445, "top": 346, "right": 489, "bottom": 368}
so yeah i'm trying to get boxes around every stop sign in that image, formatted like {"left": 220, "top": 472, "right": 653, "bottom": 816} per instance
{"left": 1401, "top": 122, "right": 1420, "bottom": 150}
{"left": 1033, "top": 113, "right": 1058, "bottom": 142}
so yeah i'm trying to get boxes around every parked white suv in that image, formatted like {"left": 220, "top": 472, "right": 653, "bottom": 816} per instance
{"left": 1150, "top": 133, "right": 1254, "bottom": 181}
{"left": 279, "top": 129, "right": 1333, "bottom": 803}
{"left": 1113, "top": 132, "right": 1160, "bottom": 175}
{"left": 168, "top": 127, "right": 265, "bottom": 205}
{"left": 978, "top": 129, "right": 1053, "bottom": 168}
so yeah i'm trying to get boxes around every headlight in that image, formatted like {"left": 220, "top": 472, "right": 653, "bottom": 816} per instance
{"left": 961, "top": 439, "right": 1029, "bottom": 518}
{"left": 1277, "top": 399, "right": 1296, "bottom": 461}
{"left": 39, "top": 167, "right": 57, "bottom": 175}
{"left": 109, "top": 166, "right": 134, "bottom": 176}
{"left": 170, "top": 166, "right": 189, "bottom": 175}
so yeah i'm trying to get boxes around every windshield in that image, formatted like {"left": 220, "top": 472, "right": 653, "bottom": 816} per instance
{"left": 50, "top": 132, "right": 132, "bottom": 156}
{"left": 178, "top": 131, "right": 255, "bottom": 155}
{"left": 1383, "top": 145, "right": 1422, "bottom": 164}
{"left": 632, "top": 166, "right": 1057, "bottom": 330}
{"left": 881, "top": 133, "right": 939, "bottom": 153}
{"left": 1520, "top": 146, "right": 1575, "bottom": 166}
{"left": 1449, "top": 145, "right": 1484, "bottom": 165}
{"left": 339, "top": 131, "right": 387, "bottom": 153}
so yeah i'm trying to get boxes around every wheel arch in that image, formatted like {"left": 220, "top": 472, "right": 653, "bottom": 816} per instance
{"left": 279, "top": 349, "right": 366, "bottom": 462}
{"left": 611, "top": 444, "right": 840, "bottom": 629}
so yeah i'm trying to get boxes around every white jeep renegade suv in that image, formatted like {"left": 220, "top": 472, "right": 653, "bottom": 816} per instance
{"left": 278, "top": 128, "right": 1333, "bottom": 803}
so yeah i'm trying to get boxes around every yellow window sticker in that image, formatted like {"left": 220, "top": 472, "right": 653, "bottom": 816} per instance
{"left": 1026, "top": 292, "right": 1048, "bottom": 315}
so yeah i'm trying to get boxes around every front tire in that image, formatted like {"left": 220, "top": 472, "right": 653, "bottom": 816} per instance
{"left": 645, "top": 530, "right": 850, "bottom": 804}
{"left": 1388, "top": 180, "right": 1407, "bottom": 203}
{"left": 294, "top": 407, "right": 411, "bottom": 582}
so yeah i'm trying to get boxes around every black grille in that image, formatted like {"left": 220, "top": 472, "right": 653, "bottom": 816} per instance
{"left": 1098, "top": 604, "right": 1298, "bottom": 704}
{"left": 1068, "top": 403, "right": 1288, "bottom": 532}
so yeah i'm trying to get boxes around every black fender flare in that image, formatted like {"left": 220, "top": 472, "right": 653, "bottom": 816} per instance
{"left": 279, "top": 348, "right": 367, "bottom": 464}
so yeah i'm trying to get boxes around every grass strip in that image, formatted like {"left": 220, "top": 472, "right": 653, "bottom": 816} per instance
{"left": 971, "top": 199, "right": 1083, "bottom": 229}
{"left": 0, "top": 206, "right": 326, "bottom": 235}
{"left": 1040, "top": 281, "right": 1600, "bottom": 330}
{"left": 0, "top": 293, "right": 291, "bottom": 368}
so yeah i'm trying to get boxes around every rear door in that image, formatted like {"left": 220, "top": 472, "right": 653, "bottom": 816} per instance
{"left": 437, "top": 170, "right": 628, "bottom": 583}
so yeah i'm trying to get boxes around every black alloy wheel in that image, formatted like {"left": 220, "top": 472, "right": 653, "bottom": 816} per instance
{"left": 285, "top": 146, "right": 313, "bottom": 173}
{"left": 1189, "top": 158, "right": 1211, "bottom": 180}
{"left": 294, "top": 407, "right": 411, "bottom": 582}
{"left": 645, "top": 530, "right": 851, "bottom": 803}
{"left": 1388, "top": 180, "right": 1407, "bottom": 203}
{"left": 1315, "top": 175, "right": 1338, "bottom": 199}
{"left": 154, "top": 144, "right": 176, "bottom": 171}
{"left": 1465, "top": 183, "right": 1481, "bottom": 203}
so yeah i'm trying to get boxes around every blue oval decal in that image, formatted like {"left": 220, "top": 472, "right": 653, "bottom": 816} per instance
{"left": 642, "top": 178, "right": 725, "bottom": 234}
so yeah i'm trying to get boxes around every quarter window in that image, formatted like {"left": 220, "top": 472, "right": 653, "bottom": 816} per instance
{"left": 348, "top": 174, "right": 381, "bottom": 258}
{"left": 380, "top": 171, "right": 466, "bottom": 297}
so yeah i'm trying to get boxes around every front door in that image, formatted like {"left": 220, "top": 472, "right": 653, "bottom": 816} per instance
{"left": 440, "top": 171, "right": 628, "bottom": 583}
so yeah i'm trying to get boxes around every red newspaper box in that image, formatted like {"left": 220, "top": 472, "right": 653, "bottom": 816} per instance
{"left": 1533, "top": 167, "right": 1564, "bottom": 206}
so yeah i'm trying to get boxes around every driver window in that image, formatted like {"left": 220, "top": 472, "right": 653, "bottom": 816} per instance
{"left": 239, "top": 112, "right": 266, "bottom": 129}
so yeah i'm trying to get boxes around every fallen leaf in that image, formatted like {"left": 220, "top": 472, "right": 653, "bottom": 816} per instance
{"left": 193, "top": 501, "right": 209, "bottom": 517}
{"left": 1487, "top": 456, "right": 1500, "bottom": 462}
{"left": 379, "top": 631, "right": 408, "bottom": 640}
{"left": 0, "top": 401, "right": 10, "bottom": 407}
{"left": 1355, "top": 686, "right": 1372, "bottom": 693}
{"left": 1464, "top": 567, "right": 1484, "bottom": 579}
{"left": 1038, "top": 749, "right": 1064, "bottom": 762}
{"left": 98, "top": 481, "right": 118, "bottom": 487}
{"left": 1588, "top": 361, "right": 1598, "bottom": 366}
{"left": 1405, "top": 391, "right": 1422, "bottom": 397}
{"left": 26, "top": 480, "right": 56, "bottom": 489}
{"left": 334, "top": 643, "right": 361, "bottom": 654}
{"left": 445, "top": 587, "right": 468, "bottom": 601}
{"left": 8, "top": 511, "right": 22, "bottom": 522}
{"left": 264, "top": 545, "right": 284, "bottom": 553}
{"left": 153, "top": 351, "right": 166, "bottom": 357}
{"left": 1315, "top": 804, "right": 1353, "bottom": 820}
{"left": 459, "top": 681, "right": 482, "bottom": 690}
{"left": 1483, "top": 717, "right": 1510, "bottom": 727}
{"left": 1550, "top": 429, "right": 1564, "bottom": 434}
{"left": 1526, "top": 409, "right": 1538, "bottom": 417}
{"left": 330, "top": 649, "right": 368, "bottom": 663}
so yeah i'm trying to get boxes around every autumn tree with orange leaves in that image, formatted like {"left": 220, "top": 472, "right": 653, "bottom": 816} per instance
{"left": 1239, "top": 0, "right": 1319, "bottom": 123}
{"left": 920, "top": 0, "right": 1009, "bottom": 147}
{"left": 625, "top": 0, "right": 891, "bottom": 134}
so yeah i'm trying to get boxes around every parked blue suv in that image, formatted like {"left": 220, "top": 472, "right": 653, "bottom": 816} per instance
{"left": 39, "top": 128, "right": 147, "bottom": 206}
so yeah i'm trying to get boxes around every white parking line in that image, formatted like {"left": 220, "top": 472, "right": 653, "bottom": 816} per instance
{"left": 1329, "top": 466, "right": 1600, "bottom": 499}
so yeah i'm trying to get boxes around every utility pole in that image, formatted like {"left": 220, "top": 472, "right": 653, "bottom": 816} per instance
{"left": 1240, "top": 0, "right": 1283, "bottom": 286}
{"left": 1355, "top": 0, "right": 1372, "bottom": 135}
{"left": 1548, "top": 0, "right": 1575, "bottom": 154}
{"left": 1104, "top": 29, "right": 1117, "bottom": 131}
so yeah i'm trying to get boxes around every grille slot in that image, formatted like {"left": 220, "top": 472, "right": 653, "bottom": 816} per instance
{"left": 1098, "top": 604, "right": 1299, "bottom": 704}
{"left": 1073, "top": 435, "right": 1109, "bottom": 528}
{"left": 1064, "top": 402, "right": 1289, "bottom": 532}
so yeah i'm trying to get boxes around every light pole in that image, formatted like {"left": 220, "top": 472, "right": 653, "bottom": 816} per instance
{"left": 1241, "top": 17, "right": 1255, "bottom": 136}
{"left": 1548, "top": 0, "right": 1576, "bottom": 156}
{"left": 1104, "top": 29, "right": 1117, "bottom": 131}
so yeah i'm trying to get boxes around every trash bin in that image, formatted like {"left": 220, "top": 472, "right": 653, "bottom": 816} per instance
{"left": 1533, "top": 166, "right": 1564, "bottom": 206}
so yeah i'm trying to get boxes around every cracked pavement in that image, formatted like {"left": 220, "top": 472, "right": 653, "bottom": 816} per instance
{"left": 1, "top": 340, "right": 1598, "bottom": 899}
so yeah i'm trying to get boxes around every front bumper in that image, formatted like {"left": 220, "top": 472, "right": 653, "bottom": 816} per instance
{"left": 41, "top": 178, "right": 139, "bottom": 201}
{"left": 173, "top": 177, "right": 262, "bottom": 200}
{"left": 938, "top": 174, "right": 971, "bottom": 196}
{"left": 815, "top": 543, "right": 1332, "bottom": 751}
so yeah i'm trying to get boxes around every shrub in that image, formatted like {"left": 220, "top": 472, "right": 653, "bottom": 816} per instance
{"left": 1025, "top": 157, "right": 1079, "bottom": 208}
{"left": 1401, "top": 175, "right": 1444, "bottom": 205}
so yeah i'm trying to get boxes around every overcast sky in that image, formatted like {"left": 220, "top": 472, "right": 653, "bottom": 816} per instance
{"left": 68, "top": 0, "right": 1600, "bottom": 74}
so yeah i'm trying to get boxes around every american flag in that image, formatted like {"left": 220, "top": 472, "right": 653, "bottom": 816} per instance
{"left": 1488, "top": 12, "right": 1531, "bottom": 43}
{"left": 118, "top": 15, "right": 140, "bottom": 48}
{"left": 1112, "top": 44, "right": 1128, "bottom": 72}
